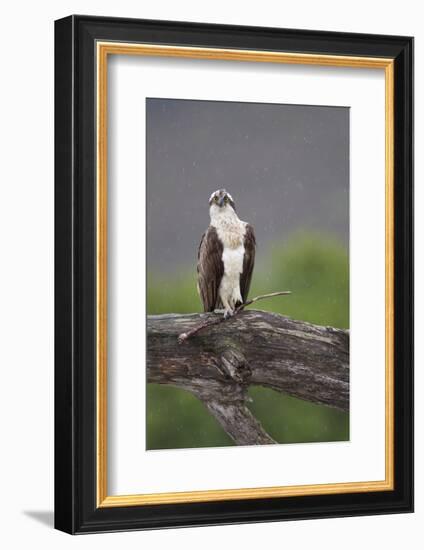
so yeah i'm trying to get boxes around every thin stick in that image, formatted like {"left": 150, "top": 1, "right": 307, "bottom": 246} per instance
{"left": 178, "top": 290, "right": 291, "bottom": 343}
{"left": 236, "top": 290, "right": 292, "bottom": 312}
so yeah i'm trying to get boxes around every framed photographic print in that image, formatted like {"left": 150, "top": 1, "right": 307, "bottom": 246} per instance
{"left": 54, "top": 15, "right": 413, "bottom": 534}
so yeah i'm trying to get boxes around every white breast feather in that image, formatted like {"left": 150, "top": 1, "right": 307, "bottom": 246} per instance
{"left": 219, "top": 245, "right": 245, "bottom": 309}
{"left": 210, "top": 206, "right": 247, "bottom": 310}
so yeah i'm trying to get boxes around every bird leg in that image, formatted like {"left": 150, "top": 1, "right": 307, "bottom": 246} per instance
{"left": 221, "top": 296, "right": 235, "bottom": 319}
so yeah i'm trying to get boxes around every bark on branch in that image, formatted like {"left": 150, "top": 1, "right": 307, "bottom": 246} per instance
{"left": 147, "top": 310, "right": 349, "bottom": 445}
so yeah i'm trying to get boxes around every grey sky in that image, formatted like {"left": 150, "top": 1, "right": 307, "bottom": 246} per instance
{"left": 146, "top": 98, "right": 349, "bottom": 273}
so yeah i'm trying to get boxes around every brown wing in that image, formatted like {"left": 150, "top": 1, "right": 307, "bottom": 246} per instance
{"left": 240, "top": 224, "right": 256, "bottom": 303}
{"left": 197, "top": 226, "right": 224, "bottom": 312}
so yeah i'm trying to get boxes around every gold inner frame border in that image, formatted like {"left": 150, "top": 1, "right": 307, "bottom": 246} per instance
{"left": 96, "top": 41, "right": 395, "bottom": 508}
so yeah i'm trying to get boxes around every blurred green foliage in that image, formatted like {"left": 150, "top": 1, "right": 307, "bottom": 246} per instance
{"left": 147, "top": 233, "right": 349, "bottom": 450}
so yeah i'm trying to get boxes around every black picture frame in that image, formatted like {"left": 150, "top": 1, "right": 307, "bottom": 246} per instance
{"left": 55, "top": 14, "right": 413, "bottom": 534}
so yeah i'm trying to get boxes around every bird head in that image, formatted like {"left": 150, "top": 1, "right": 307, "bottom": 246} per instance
{"left": 208, "top": 189, "right": 236, "bottom": 212}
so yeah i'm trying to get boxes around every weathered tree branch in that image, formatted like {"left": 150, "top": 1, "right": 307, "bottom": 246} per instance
{"left": 178, "top": 291, "right": 291, "bottom": 343}
{"left": 147, "top": 310, "right": 349, "bottom": 446}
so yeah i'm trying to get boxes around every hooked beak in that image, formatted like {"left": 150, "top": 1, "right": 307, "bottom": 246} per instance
{"left": 217, "top": 196, "right": 225, "bottom": 207}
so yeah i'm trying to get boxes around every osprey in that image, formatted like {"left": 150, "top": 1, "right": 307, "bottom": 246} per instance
{"left": 197, "top": 189, "right": 256, "bottom": 318}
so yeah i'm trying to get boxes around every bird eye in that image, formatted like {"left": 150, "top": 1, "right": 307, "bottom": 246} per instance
{"left": 224, "top": 196, "right": 228, "bottom": 202}
{"left": 214, "top": 196, "right": 219, "bottom": 202}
